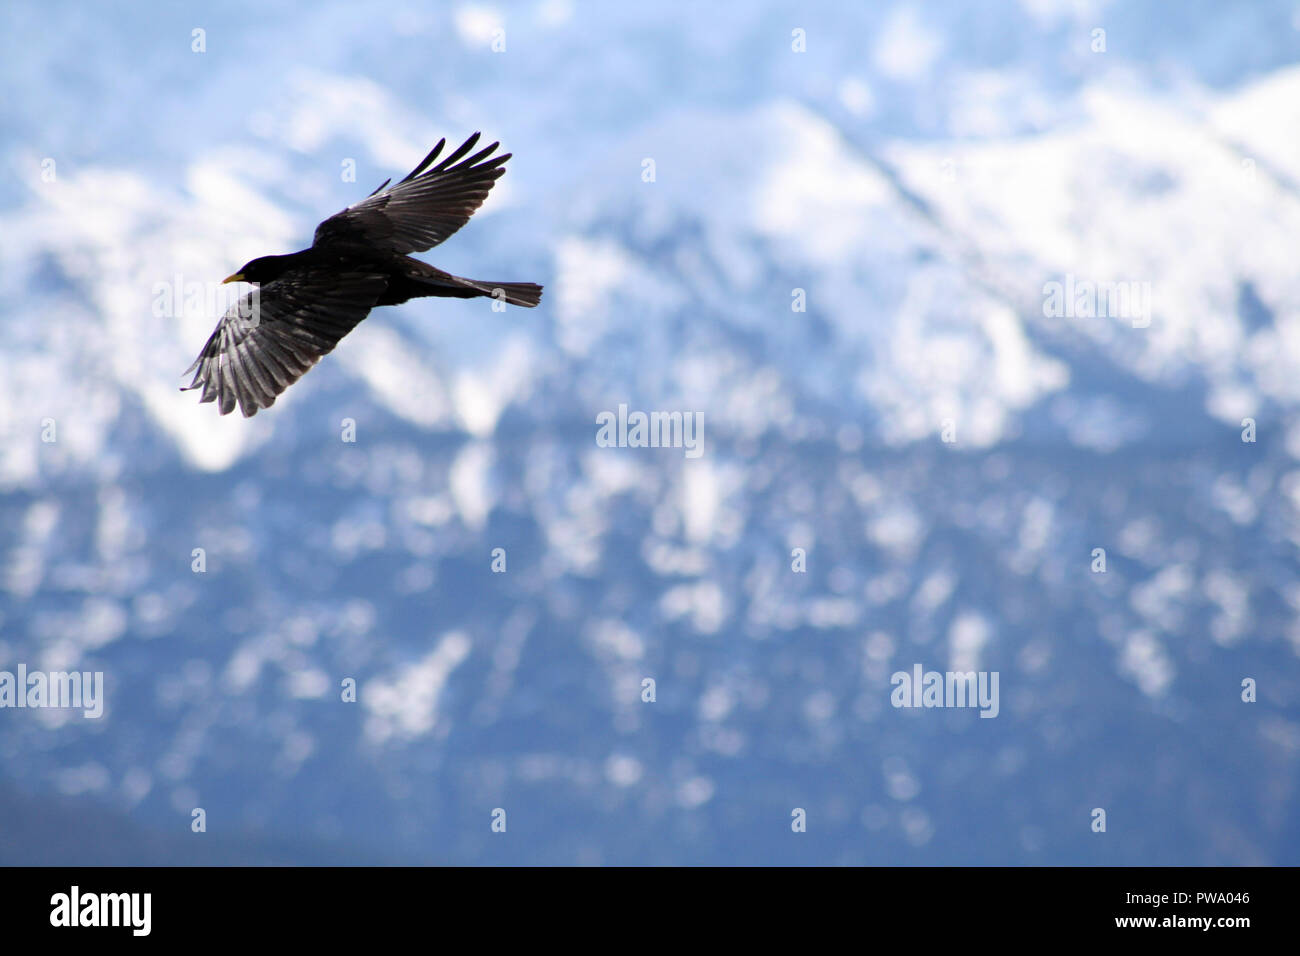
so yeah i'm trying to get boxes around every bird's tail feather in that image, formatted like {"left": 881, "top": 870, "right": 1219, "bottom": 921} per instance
{"left": 436, "top": 276, "right": 541, "bottom": 308}
{"left": 403, "top": 259, "right": 543, "bottom": 308}
{"left": 475, "top": 280, "right": 543, "bottom": 308}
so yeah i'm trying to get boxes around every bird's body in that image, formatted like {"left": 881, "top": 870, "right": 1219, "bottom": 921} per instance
{"left": 183, "top": 132, "right": 541, "bottom": 417}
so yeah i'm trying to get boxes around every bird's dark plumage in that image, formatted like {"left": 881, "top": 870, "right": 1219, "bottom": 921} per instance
{"left": 183, "top": 132, "right": 542, "bottom": 417}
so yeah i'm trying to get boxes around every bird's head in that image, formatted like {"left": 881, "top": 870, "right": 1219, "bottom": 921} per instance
{"left": 222, "top": 255, "right": 287, "bottom": 285}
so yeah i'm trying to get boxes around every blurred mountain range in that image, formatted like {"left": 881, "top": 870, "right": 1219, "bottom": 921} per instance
{"left": 1, "top": 0, "right": 1298, "bottom": 864}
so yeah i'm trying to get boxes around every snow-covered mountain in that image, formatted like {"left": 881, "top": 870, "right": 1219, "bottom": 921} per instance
{"left": 1, "top": 0, "right": 1298, "bottom": 864}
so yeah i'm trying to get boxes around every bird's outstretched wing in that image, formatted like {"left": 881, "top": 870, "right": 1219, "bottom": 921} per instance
{"left": 181, "top": 271, "right": 388, "bottom": 417}
{"left": 312, "top": 133, "right": 511, "bottom": 254}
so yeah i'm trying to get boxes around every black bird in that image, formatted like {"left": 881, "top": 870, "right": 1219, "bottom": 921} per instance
{"left": 182, "top": 132, "right": 542, "bottom": 417}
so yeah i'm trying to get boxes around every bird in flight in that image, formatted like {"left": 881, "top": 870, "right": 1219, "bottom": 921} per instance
{"left": 182, "top": 132, "right": 542, "bottom": 417}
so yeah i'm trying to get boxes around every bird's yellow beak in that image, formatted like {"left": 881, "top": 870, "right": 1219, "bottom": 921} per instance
{"left": 222, "top": 272, "right": 245, "bottom": 284}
